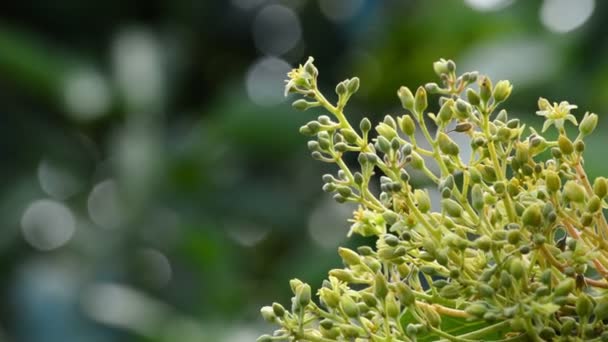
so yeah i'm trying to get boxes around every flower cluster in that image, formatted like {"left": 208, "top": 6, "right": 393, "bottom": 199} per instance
{"left": 258, "top": 58, "right": 608, "bottom": 342}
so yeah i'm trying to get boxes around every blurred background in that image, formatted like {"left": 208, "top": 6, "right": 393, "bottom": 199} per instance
{"left": 0, "top": 0, "right": 606, "bottom": 341}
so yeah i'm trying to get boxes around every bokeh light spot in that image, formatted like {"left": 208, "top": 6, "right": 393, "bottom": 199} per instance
{"left": 134, "top": 249, "right": 172, "bottom": 289}
{"left": 540, "top": 0, "right": 594, "bottom": 33}
{"left": 226, "top": 221, "right": 270, "bottom": 247}
{"left": 464, "top": 0, "right": 514, "bottom": 12}
{"left": 319, "top": 0, "right": 364, "bottom": 22}
{"left": 21, "top": 199, "right": 75, "bottom": 251}
{"left": 87, "top": 179, "right": 125, "bottom": 229}
{"left": 37, "top": 159, "right": 83, "bottom": 200}
{"left": 308, "top": 198, "right": 354, "bottom": 250}
{"left": 112, "top": 28, "right": 165, "bottom": 110}
{"left": 252, "top": 4, "right": 302, "bottom": 56}
{"left": 246, "top": 57, "right": 291, "bottom": 106}
{"left": 63, "top": 68, "right": 111, "bottom": 121}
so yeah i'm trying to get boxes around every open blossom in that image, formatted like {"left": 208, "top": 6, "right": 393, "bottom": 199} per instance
{"left": 536, "top": 97, "right": 578, "bottom": 132}
{"left": 284, "top": 56, "right": 317, "bottom": 96}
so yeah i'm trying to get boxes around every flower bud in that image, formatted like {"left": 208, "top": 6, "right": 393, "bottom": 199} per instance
{"left": 438, "top": 99, "right": 454, "bottom": 123}
{"left": 479, "top": 76, "right": 493, "bottom": 103}
{"left": 425, "top": 82, "right": 441, "bottom": 93}
{"left": 292, "top": 99, "right": 315, "bottom": 111}
{"left": 438, "top": 132, "right": 459, "bottom": 156}
{"left": 564, "top": 181, "right": 585, "bottom": 203}
{"left": 500, "top": 271, "right": 513, "bottom": 288}
{"left": 545, "top": 170, "right": 561, "bottom": 193}
{"left": 397, "top": 86, "right": 415, "bottom": 110}
{"left": 558, "top": 135, "right": 574, "bottom": 155}
{"left": 338, "top": 247, "right": 360, "bottom": 266}
{"left": 410, "top": 152, "right": 425, "bottom": 169}
{"left": 340, "top": 295, "right": 359, "bottom": 317}
{"left": 465, "top": 303, "right": 487, "bottom": 317}
{"left": 522, "top": 204, "right": 542, "bottom": 227}
{"left": 492, "top": 80, "right": 512, "bottom": 103}
{"left": 466, "top": 88, "right": 481, "bottom": 106}
{"left": 423, "top": 306, "right": 442, "bottom": 327}
{"left": 385, "top": 293, "right": 400, "bottom": 318}
{"left": 478, "top": 284, "right": 495, "bottom": 298}
{"left": 395, "top": 282, "right": 416, "bottom": 306}
{"left": 329, "top": 269, "right": 355, "bottom": 283}
{"left": 272, "top": 302, "right": 285, "bottom": 317}
{"left": 442, "top": 198, "right": 462, "bottom": 217}
{"left": 579, "top": 112, "right": 598, "bottom": 137}
{"left": 454, "top": 99, "right": 471, "bottom": 118}
{"left": 347, "top": 77, "right": 360, "bottom": 94}
{"left": 319, "top": 288, "right": 340, "bottom": 308}
{"left": 296, "top": 283, "right": 311, "bottom": 307}
{"left": 454, "top": 122, "right": 473, "bottom": 132}
{"left": 414, "top": 86, "right": 428, "bottom": 114}
{"left": 510, "top": 258, "right": 525, "bottom": 280}
{"left": 414, "top": 189, "right": 431, "bottom": 213}
{"left": 376, "top": 136, "right": 391, "bottom": 153}
{"left": 360, "top": 117, "right": 372, "bottom": 133}
{"left": 335, "top": 81, "right": 347, "bottom": 97}
{"left": 290, "top": 278, "right": 304, "bottom": 293}
{"left": 361, "top": 292, "right": 378, "bottom": 308}
{"left": 594, "top": 177, "right": 608, "bottom": 198}
{"left": 476, "top": 235, "right": 492, "bottom": 251}
{"left": 433, "top": 59, "right": 449, "bottom": 76}
{"left": 260, "top": 306, "right": 276, "bottom": 322}
{"left": 341, "top": 128, "right": 359, "bottom": 144}
{"left": 399, "top": 115, "right": 416, "bottom": 136}
{"left": 555, "top": 278, "right": 575, "bottom": 296}
{"left": 588, "top": 195, "right": 602, "bottom": 213}
{"left": 374, "top": 273, "right": 389, "bottom": 299}
{"left": 376, "top": 122, "right": 397, "bottom": 141}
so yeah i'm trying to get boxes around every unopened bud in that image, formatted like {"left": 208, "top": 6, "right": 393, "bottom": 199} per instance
{"left": 442, "top": 198, "right": 463, "bottom": 217}
{"left": 340, "top": 295, "right": 359, "bottom": 317}
{"left": 385, "top": 293, "right": 400, "bottom": 318}
{"left": 522, "top": 204, "right": 542, "bottom": 227}
{"left": 564, "top": 181, "right": 586, "bottom": 203}
{"left": 399, "top": 115, "right": 416, "bottom": 136}
{"left": 296, "top": 283, "right": 311, "bottom": 307}
{"left": 376, "top": 123, "right": 397, "bottom": 140}
{"left": 594, "top": 177, "right": 608, "bottom": 198}
{"left": 374, "top": 273, "right": 389, "bottom": 299}
{"left": 260, "top": 306, "right": 276, "bottom": 322}
{"left": 338, "top": 247, "right": 360, "bottom": 266}
{"left": 414, "top": 86, "right": 427, "bottom": 114}
{"left": 580, "top": 112, "right": 598, "bottom": 137}
{"left": 438, "top": 99, "right": 454, "bottom": 123}
{"left": 545, "top": 170, "right": 561, "bottom": 193}
{"left": 558, "top": 135, "right": 574, "bottom": 155}
{"left": 347, "top": 77, "right": 360, "bottom": 94}
{"left": 466, "top": 88, "right": 481, "bottom": 106}
{"left": 438, "top": 132, "right": 459, "bottom": 156}
{"left": 555, "top": 278, "right": 575, "bottom": 297}
{"left": 397, "top": 86, "right": 415, "bottom": 111}
{"left": 492, "top": 80, "right": 512, "bottom": 103}
{"left": 335, "top": 81, "right": 347, "bottom": 96}
{"left": 479, "top": 76, "right": 493, "bottom": 103}
{"left": 360, "top": 117, "right": 371, "bottom": 133}
{"left": 414, "top": 189, "right": 431, "bottom": 213}
{"left": 465, "top": 303, "right": 487, "bottom": 317}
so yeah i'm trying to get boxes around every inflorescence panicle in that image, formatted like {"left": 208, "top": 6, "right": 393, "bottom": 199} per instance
{"left": 259, "top": 57, "right": 608, "bottom": 342}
